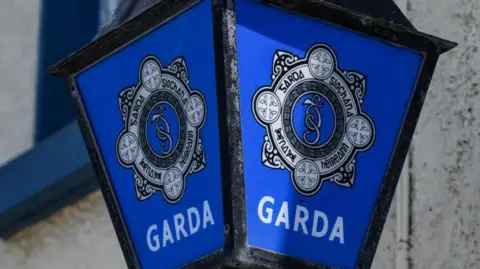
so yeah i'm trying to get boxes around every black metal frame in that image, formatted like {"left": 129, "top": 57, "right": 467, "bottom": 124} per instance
{"left": 49, "top": 0, "right": 456, "bottom": 268}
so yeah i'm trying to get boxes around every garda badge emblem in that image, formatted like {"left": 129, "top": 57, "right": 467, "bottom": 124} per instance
{"left": 253, "top": 43, "right": 375, "bottom": 196}
{"left": 116, "top": 55, "right": 207, "bottom": 204}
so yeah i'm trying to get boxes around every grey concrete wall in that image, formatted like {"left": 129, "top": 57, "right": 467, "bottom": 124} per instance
{"left": 409, "top": 0, "right": 480, "bottom": 268}
{"left": 0, "top": 0, "right": 477, "bottom": 268}
{"left": 373, "top": 0, "right": 480, "bottom": 268}
{"left": 0, "top": 192, "right": 126, "bottom": 269}
{"left": 372, "top": 195, "right": 397, "bottom": 268}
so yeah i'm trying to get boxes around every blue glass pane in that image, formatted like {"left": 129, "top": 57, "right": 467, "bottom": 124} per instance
{"left": 76, "top": 2, "right": 225, "bottom": 268}
{"left": 236, "top": 0, "right": 422, "bottom": 268}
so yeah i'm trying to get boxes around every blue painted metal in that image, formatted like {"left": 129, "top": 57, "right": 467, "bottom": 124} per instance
{"left": 0, "top": 0, "right": 101, "bottom": 237}
{"left": 34, "top": 0, "right": 99, "bottom": 142}
{"left": 0, "top": 121, "right": 96, "bottom": 238}
{"left": 0, "top": 0, "right": 163, "bottom": 240}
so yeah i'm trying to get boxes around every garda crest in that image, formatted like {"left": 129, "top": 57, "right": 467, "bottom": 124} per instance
{"left": 116, "top": 55, "right": 207, "bottom": 204}
{"left": 252, "top": 43, "right": 375, "bottom": 196}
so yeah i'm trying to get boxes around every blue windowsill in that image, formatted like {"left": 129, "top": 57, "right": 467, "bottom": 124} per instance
{"left": 0, "top": 120, "right": 98, "bottom": 238}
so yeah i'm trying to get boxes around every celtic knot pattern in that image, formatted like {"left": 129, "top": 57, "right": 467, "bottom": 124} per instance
{"left": 308, "top": 48, "right": 334, "bottom": 79}
{"left": 271, "top": 51, "right": 299, "bottom": 81}
{"left": 135, "top": 174, "right": 155, "bottom": 201}
{"left": 294, "top": 160, "right": 320, "bottom": 191}
{"left": 261, "top": 136, "right": 284, "bottom": 169}
{"left": 168, "top": 57, "right": 189, "bottom": 84}
{"left": 256, "top": 92, "right": 280, "bottom": 123}
{"left": 118, "top": 86, "right": 136, "bottom": 122}
{"left": 332, "top": 160, "right": 356, "bottom": 187}
{"left": 345, "top": 71, "right": 366, "bottom": 101}
{"left": 191, "top": 141, "right": 206, "bottom": 173}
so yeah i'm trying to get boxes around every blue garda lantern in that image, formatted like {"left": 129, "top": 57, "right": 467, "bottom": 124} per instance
{"left": 49, "top": 0, "right": 456, "bottom": 268}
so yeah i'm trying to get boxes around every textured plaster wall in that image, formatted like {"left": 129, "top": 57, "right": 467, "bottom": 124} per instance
{"left": 374, "top": 0, "right": 480, "bottom": 268}
{"left": 0, "top": 0, "right": 478, "bottom": 269}
{"left": 372, "top": 195, "right": 397, "bottom": 268}
{"left": 409, "top": 0, "right": 480, "bottom": 268}
{"left": 0, "top": 192, "right": 126, "bottom": 269}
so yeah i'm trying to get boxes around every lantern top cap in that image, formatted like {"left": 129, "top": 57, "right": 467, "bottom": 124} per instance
{"left": 48, "top": 0, "right": 456, "bottom": 77}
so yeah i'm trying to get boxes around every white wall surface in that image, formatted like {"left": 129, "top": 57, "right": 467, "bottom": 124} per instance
{"left": 0, "top": 0, "right": 478, "bottom": 268}
{"left": 0, "top": 0, "right": 39, "bottom": 165}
